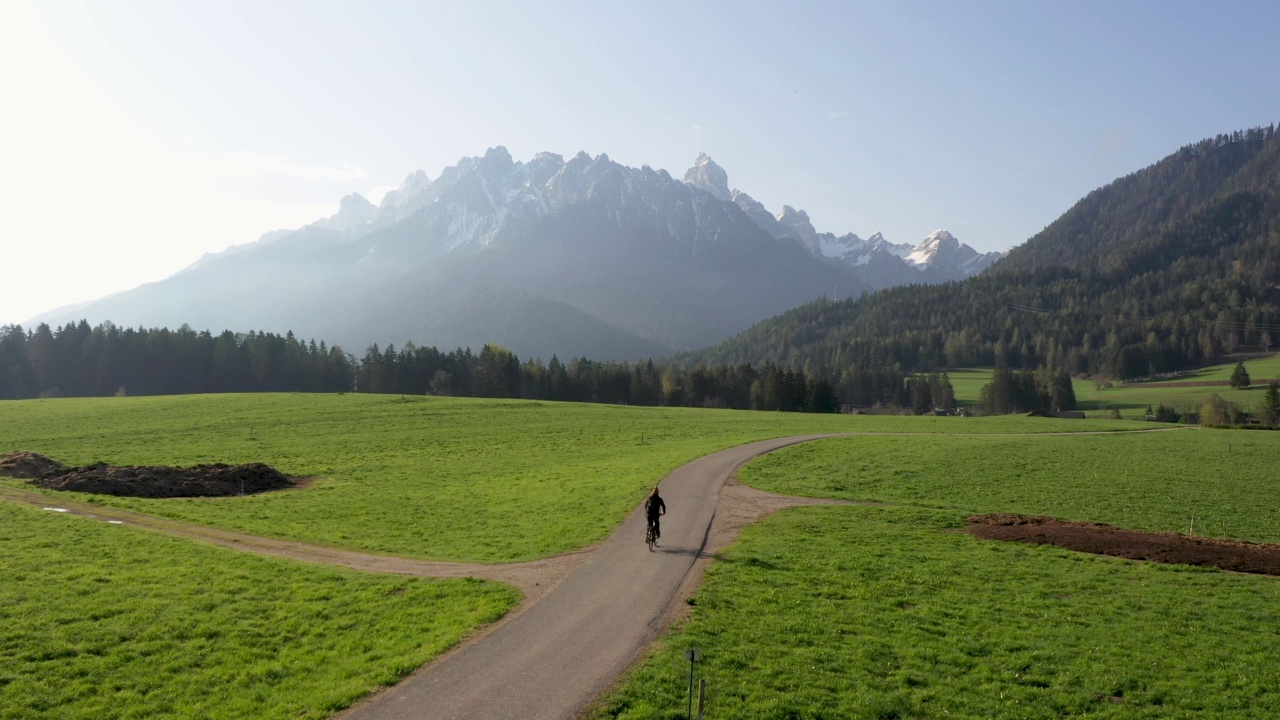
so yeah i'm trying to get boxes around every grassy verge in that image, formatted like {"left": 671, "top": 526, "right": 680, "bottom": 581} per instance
{"left": 593, "top": 506, "right": 1280, "bottom": 719}
{"left": 0, "top": 394, "right": 1145, "bottom": 562}
{"left": 741, "top": 430, "right": 1280, "bottom": 541}
{"left": 0, "top": 502, "right": 518, "bottom": 720}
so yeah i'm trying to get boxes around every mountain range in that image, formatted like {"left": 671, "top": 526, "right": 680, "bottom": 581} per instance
{"left": 682, "top": 124, "right": 1280, "bottom": 383}
{"left": 36, "top": 149, "right": 1001, "bottom": 360}
{"left": 683, "top": 153, "right": 1002, "bottom": 288}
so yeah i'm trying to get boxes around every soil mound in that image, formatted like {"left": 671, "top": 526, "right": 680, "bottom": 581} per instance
{"left": 0, "top": 451, "right": 68, "bottom": 479}
{"left": 967, "top": 513, "right": 1280, "bottom": 576}
{"left": 1, "top": 451, "right": 294, "bottom": 498}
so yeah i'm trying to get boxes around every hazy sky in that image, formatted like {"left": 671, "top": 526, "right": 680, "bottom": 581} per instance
{"left": 3, "top": 0, "right": 1278, "bottom": 325}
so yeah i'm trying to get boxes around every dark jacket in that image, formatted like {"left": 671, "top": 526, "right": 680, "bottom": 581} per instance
{"left": 645, "top": 494, "right": 666, "bottom": 519}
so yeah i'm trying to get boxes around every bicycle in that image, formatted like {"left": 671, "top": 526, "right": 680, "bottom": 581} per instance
{"left": 645, "top": 518, "right": 658, "bottom": 552}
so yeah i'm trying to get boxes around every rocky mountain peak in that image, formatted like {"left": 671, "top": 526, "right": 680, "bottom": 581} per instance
{"left": 381, "top": 170, "right": 432, "bottom": 209}
{"left": 683, "top": 152, "right": 731, "bottom": 202}
{"left": 339, "top": 192, "right": 374, "bottom": 212}
{"left": 477, "top": 146, "right": 515, "bottom": 173}
{"left": 921, "top": 229, "right": 957, "bottom": 248}
{"left": 775, "top": 205, "right": 820, "bottom": 253}
{"left": 777, "top": 205, "right": 810, "bottom": 225}
{"left": 904, "top": 229, "right": 1001, "bottom": 276}
{"left": 310, "top": 192, "right": 378, "bottom": 232}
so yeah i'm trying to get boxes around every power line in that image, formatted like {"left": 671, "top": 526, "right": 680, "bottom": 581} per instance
{"left": 964, "top": 285, "right": 1280, "bottom": 334}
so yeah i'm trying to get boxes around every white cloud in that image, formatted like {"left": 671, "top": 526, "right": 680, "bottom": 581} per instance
{"left": 691, "top": 123, "right": 705, "bottom": 132}
{"left": 827, "top": 110, "right": 850, "bottom": 119}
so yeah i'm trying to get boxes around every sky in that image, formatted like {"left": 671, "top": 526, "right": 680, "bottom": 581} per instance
{"left": 2, "top": 0, "right": 1278, "bottom": 325}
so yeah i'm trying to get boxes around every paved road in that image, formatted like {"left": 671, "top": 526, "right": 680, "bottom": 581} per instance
{"left": 339, "top": 434, "right": 837, "bottom": 720}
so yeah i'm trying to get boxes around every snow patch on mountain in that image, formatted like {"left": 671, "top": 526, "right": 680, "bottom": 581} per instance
{"left": 905, "top": 229, "right": 955, "bottom": 266}
{"left": 866, "top": 232, "right": 915, "bottom": 258}
{"left": 817, "top": 232, "right": 866, "bottom": 259}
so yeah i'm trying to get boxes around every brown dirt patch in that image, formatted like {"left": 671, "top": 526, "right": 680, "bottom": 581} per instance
{"left": 967, "top": 513, "right": 1280, "bottom": 576}
{"left": 0, "top": 451, "right": 68, "bottom": 478}
{"left": 1, "top": 451, "right": 294, "bottom": 498}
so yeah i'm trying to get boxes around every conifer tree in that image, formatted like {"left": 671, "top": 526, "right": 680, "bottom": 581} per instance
{"left": 1230, "top": 361, "right": 1251, "bottom": 389}
{"left": 1263, "top": 382, "right": 1280, "bottom": 427}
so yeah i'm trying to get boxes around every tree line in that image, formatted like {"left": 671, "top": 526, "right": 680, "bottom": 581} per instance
{"left": 975, "top": 365, "right": 1077, "bottom": 415}
{"left": 0, "top": 320, "right": 874, "bottom": 412}
{"left": 0, "top": 321, "right": 354, "bottom": 398}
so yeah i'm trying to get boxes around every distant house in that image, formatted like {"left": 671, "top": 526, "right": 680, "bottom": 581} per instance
{"left": 923, "top": 407, "right": 970, "bottom": 417}
{"left": 1026, "top": 410, "right": 1085, "bottom": 419}
{"left": 841, "top": 405, "right": 911, "bottom": 416}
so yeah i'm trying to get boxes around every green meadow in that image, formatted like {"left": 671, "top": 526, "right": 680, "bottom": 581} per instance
{"left": 0, "top": 394, "right": 1182, "bottom": 719}
{"left": 949, "top": 355, "right": 1280, "bottom": 417}
{"left": 742, "top": 430, "right": 1280, "bottom": 542}
{"left": 0, "top": 501, "right": 517, "bottom": 720}
{"left": 1078, "top": 381, "right": 1267, "bottom": 417}
{"left": 595, "top": 506, "right": 1280, "bottom": 719}
{"left": 936, "top": 367, "right": 1000, "bottom": 406}
{"left": 595, "top": 429, "right": 1280, "bottom": 718}
{"left": 1131, "top": 355, "right": 1280, "bottom": 385}
{"left": 0, "top": 394, "right": 1142, "bottom": 562}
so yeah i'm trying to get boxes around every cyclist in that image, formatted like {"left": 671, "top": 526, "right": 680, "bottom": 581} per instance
{"left": 644, "top": 486, "right": 666, "bottom": 544}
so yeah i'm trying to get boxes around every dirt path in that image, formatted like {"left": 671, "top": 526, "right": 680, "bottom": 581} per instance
{"left": 330, "top": 434, "right": 846, "bottom": 720}
{"left": 0, "top": 485, "right": 588, "bottom": 604}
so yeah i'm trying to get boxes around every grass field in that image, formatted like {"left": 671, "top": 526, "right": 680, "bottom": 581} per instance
{"left": 0, "top": 501, "right": 518, "bottom": 720}
{"left": 594, "top": 506, "right": 1280, "bottom": 719}
{"left": 1129, "top": 355, "right": 1280, "bottom": 385}
{"left": 0, "top": 394, "right": 1146, "bottom": 563}
{"left": 595, "top": 428, "right": 1280, "bottom": 718}
{"left": 949, "top": 355, "right": 1280, "bottom": 417}
{"left": 937, "top": 368, "right": 998, "bottom": 407}
{"left": 741, "top": 430, "right": 1280, "bottom": 542}
{"left": 0, "top": 394, "right": 1172, "bottom": 719}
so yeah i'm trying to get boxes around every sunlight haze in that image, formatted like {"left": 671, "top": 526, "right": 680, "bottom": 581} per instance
{"left": 2, "top": 0, "right": 1277, "bottom": 324}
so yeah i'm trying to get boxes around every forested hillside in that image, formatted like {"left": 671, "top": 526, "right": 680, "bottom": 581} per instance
{"left": 683, "top": 125, "right": 1280, "bottom": 383}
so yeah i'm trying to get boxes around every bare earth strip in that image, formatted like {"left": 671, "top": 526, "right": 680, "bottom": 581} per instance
{"left": 0, "top": 484, "right": 589, "bottom": 604}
